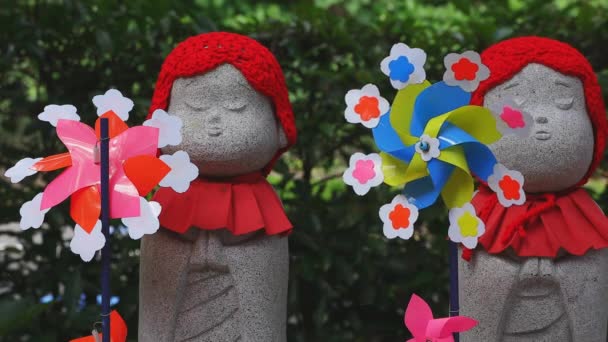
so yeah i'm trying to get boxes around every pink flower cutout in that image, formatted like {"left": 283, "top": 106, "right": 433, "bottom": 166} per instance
{"left": 352, "top": 159, "right": 376, "bottom": 184}
{"left": 500, "top": 106, "right": 525, "bottom": 129}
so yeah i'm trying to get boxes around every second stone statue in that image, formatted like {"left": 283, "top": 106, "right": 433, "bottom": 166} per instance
{"left": 138, "top": 32, "right": 297, "bottom": 342}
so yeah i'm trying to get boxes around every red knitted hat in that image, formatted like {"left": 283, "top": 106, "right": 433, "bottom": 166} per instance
{"left": 148, "top": 32, "right": 296, "bottom": 175}
{"left": 471, "top": 36, "right": 607, "bottom": 186}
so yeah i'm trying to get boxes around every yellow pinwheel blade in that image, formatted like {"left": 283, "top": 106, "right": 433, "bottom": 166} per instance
{"left": 445, "top": 105, "right": 502, "bottom": 144}
{"left": 437, "top": 145, "right": 470, "bottom": 175}
{"left": 391, "top": 81, "right": 431, "bottom": 145}
{"left": 441, "top": 167, "right": 474, "bottom": 209}
{"left": 402, "top": 153, "right": 429, "bottom": 184}
{"left": 380, "top": 152, "right": 409, "bottom": 186}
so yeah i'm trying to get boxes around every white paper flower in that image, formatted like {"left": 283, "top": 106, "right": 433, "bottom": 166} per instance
{"left": 443, "top": 51, "right": 490, "bottom": 92}
{"left": 70, "top": 220, "right": 106, "bottom": 262}
{"left": 5, "top": 157, "right": 42, "bottom": 183}
{"left": 19, "top": 193, "right": 50, "bottom": 230}
{"left": 159, "top": 151, "right": 199, "bottom": 193}
{"left": 487, "top": 163, "right": 526, "bottom": 207}
{"left": 37, "top": 104, "right": 80, "bottom": 127}
{"left": 92, "top": 89, "right": 134, "bottom": 121}
{"left": 380, "top": 43, "right": 427, "bottom": 89}
{"left": 343, "top": 152, "right": 384, "bottom": 196}
{"left": 379, "top": 195, "right": 419, "bottom": 240}
{"left": 448, "top": 203, "right": 485, "bottom": 249}
{"left": 121, "top": 197, "right": 162, "bottom": 240}
{"left": 344, "top": 84, "right": 390, "bottom": 128}
{"left": 414, "top": 135, "right": 440, "bottom": 162}
{"left": 143, "top": 109, "right": 183, "bottom": 148}
{"left": 489, "top": 97, "right": 533, "bottom": 137}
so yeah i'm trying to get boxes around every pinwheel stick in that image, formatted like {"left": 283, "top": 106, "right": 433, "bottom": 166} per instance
{"left": 100, "top": 118, "right": 111, "bottom": 342}
{"left": 448, "top": 240, "right": 460, "bottom": 342}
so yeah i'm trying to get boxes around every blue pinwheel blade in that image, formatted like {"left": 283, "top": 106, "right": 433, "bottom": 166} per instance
{"left": 410, "top": 81, "right": 471, "bottom": 137}
{"left": 372, "top": 113, "right": 416, "bottom": 161}
{"left": 439, "top": 123, "right": 498, "bottom": 181}
{"left": 402, "top": 159, "right": 454, "bottom": 209}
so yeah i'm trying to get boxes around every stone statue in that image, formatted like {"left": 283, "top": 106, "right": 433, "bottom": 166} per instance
{"left": 139, "top": 32, "right": 296, "bottom": 342}
{"left": 459, "top": 37, "right": 608, "bottom": 341}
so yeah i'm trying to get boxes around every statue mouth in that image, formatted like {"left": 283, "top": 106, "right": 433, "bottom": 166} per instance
{"left": 207, "top": 127, "right": 223, "bottom": 137}
{"left": 534, "top": 130, "right": 551, "bottom": 141}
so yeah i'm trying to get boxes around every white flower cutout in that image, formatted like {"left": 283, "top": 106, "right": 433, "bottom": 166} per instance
{"left": 448, "top": 203, "right": 485, "bottom": 249}
{"left": 379, "top": 195, "right": 419, "bottom": 240}
{"left": 344, "top": 84, "right": 390, "bottom": 128}
{"left": 5, "top": 157, "right": 42, "bottom": 183}
{"left": 414, "top": 135, "right": 440, "bottom": 162}
{"left": 121, "top": 197, "right": 162, "bottom": 240}
{"left": 380, "top": 43, "right": 427, "bottom": 89}
{"left": 37, "top": 104, "right": 80, "bottom": 127}
{"left": 343, "top": 152, "right": 384, "bottom": 196}
{"left": 144, "top": 109, "right": 183, "bottom": 148}
{"left": 443, "top": 51, "right": 490, "bottom": 92}
{"left": 70, "top": 220, "right": 106, "bottom": 262}
{"left": 489, "top": 97, "right": 533, "bottom": 137}
{"left": 487, "top": 163, "right": 526, "bottom": 207}
{"left": 92, "top": 89, "right": 134, "bottom": 121}
{"left": 159, "top": 151, "right": 199, "bottom": 193}
{"left": 19, "top": 193, "right": 50, "bottom": 230}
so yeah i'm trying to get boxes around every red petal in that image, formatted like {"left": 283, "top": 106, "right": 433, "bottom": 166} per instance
{"left": 95, "top": 110, "right": 128, "bottom": 139}
{"left": 32, "top": 153, "right": 72, "bottom": 171}
{"left": 69, "top": 311, "right": 127, "bottom": 342}
{"left": 70, "top": 186, "right": 101, "bottom": 233}
{"left": 123, "top": 155, "right": 171, "bottom": 196}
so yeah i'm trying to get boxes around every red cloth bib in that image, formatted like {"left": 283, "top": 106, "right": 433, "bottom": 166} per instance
{"left": 153, "top": 172, "right": 292, "bottom": 235}
{"left": 471, "top": 185, "right": 608, "bottom": 258}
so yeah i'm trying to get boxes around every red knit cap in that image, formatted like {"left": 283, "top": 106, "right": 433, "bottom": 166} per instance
{"left": 471, "top": 36, "right": 607, "bottom": 186}
{"left": 148, "top": 32, "right": 296, "bottom": 175}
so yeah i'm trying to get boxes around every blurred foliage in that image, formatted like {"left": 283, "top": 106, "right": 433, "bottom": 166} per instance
{"left": 1, "top": 0, "right": 607, "bottom": 341}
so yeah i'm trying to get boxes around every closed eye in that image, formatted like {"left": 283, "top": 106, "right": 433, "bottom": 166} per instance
{"left": 555, "top": 97, "right": 573, "bottom": 110}
{"left": 184, "top": 100, "right": 210, "bottom": 111}
{"left": 222, "top": 100, "right": 247, "bottom": 112}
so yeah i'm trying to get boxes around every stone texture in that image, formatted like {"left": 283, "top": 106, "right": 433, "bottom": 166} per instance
{"left": 459, "top": 63, "right": 608, "bottom": 342}
{"left": 139, "top": 64, "right": 289, "bottom": 342}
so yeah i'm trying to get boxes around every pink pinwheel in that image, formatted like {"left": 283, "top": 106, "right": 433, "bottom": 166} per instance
{"left": 404, "top": 294, "right": 477, "bottom": 342}
{"left": 37, "top": 111, "right": 170, "bottom": 232}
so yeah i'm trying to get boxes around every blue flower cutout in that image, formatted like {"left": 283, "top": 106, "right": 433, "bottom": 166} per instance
{"left": 389, "top": 56, "right": 415, "bottom": 82}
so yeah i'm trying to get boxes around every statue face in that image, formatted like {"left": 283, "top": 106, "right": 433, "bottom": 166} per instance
{"left": 484, "top": 63, "right": 594, "bottom": 193}
{"left": 164, "top": 64, "right": 287, "bottom": 177}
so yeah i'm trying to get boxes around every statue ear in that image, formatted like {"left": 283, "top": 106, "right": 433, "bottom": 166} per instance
{"left": 278, "top": 124, "right": 288, "bottom": 149}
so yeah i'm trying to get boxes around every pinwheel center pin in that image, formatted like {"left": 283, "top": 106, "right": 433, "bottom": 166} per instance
{"left": 418, "top": 140, "right": 430, "bottom": 152}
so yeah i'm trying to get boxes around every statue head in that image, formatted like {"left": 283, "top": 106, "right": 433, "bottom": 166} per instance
{"left": 139, "top": 32, "right": 295, "bottom": 341}
{"left": 471, "top": 36, "right": 606, "bottom": 193}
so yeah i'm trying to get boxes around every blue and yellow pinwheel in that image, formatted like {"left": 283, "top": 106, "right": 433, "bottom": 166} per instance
{"left": 372, "top": 81, "right": 501, "bottom": 210}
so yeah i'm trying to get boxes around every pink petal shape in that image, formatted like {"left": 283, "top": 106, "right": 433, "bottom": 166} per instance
{"left": 352, "top": 159, "right": 376, "bottom": 184}
{"left": 41, "top": 120, "right": 99, "bottom": 210}
{"left": 404, "top": 294, "right": 434, "bottom": 340}
{"left": 106, "top": 126, "right": 160, "bottom": 218}
{"left": 440, "top": 316, "right": 477, "bottom": 336}
{"left": 500, "top": 106, "right": 525, "bottom": 129}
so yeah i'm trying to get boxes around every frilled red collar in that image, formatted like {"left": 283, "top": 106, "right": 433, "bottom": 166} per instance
{"left": 466, "top": 185, "right": 608, "bottom": 259}
{"left": 152, "top": 172, "right": 292, "bottom": 235}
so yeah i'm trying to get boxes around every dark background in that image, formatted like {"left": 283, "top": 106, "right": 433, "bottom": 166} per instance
{"left": 1, "top": 0, "right": 607, "bottom": 341}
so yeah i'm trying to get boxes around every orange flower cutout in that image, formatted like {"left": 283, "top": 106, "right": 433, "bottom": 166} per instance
{"left": 499, "top": 175, "right": 521, "bottom": 200}
{"left": 389, "top": 204, "right": 411, "bottom": 230}
{"left": 451, "top": 58, "right": 479, "bottom": 81}
{"left": 354, "top": 96, "right": 381, "bottom": 121}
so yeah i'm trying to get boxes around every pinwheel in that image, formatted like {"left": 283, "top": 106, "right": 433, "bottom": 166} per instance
{"left": 4, "top": 89, "right": 199, "bottom": 341}
{"left": 373, "top": 80, "right": 501, "bottom": 210}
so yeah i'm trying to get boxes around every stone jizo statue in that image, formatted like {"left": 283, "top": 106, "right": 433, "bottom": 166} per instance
{"left": 139, "top": 32, "right": 296, "bottom": 342}
{"left": 459, "top": 36, "right": 608, "bottom": 342}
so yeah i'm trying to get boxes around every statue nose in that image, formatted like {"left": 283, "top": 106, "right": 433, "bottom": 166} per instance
{"left": 189, "top": 231, "right": 229, "bottom": 272}
{"left": 535, "top": 116, "right": 548, "bottom": 124}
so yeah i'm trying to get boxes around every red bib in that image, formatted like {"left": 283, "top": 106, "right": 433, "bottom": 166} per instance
{"left": 470, "top": 186, "right": 608, "bottom": 258}
{"left": 153, "top": 172, "right": 292, "bottom": 235}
